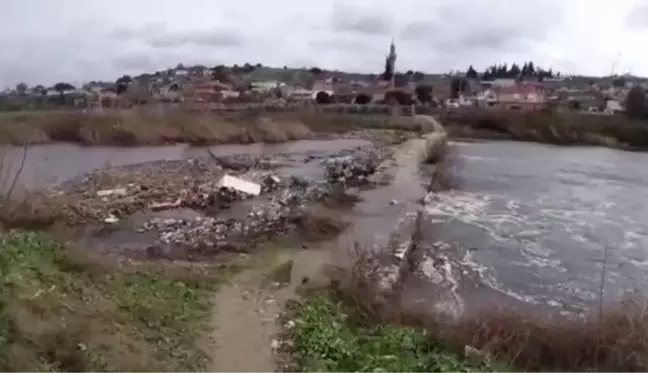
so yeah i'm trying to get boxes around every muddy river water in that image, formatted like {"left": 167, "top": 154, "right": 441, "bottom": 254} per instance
{"left": 4, "top": 139, "right": 648, "bottom": 313}
{"left": 433, "top": 140, "right": 648, "bottom": 312}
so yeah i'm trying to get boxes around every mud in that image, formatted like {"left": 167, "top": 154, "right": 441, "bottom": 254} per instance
{"left": 208, "top": 247, "right": 331, "bottom": 372}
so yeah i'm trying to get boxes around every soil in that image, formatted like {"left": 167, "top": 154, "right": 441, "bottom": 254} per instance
{"left": 207, "top": 247, "right": 330, "bottom": 372}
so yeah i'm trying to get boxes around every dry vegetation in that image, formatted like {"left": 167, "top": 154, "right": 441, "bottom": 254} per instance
{"left": 0, "top": 143, "right": 84, "bottom": 229}
{"left": 443, "top": 109, "right": 648, "bottom": 149}
{"left": 0, "top": 108, "right": 426, "bottom": 147}
{"left": 0, "top": 109, "right": 313, "bottom": 146}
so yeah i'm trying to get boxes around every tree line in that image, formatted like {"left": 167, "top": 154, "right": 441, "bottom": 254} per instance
{"left": 466, "top": 62, "right": 558, "bottom": 81}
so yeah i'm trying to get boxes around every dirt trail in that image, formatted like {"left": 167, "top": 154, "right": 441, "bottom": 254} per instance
{"left": 208, "top": 248, "right": 330, "bottom": 372}
{"left": 207, "top": 123, "right": 448, "bottom": 371}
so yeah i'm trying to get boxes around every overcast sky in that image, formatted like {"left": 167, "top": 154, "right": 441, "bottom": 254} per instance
{"left": 1, "top": 0, "right": 648, "bottom": 87}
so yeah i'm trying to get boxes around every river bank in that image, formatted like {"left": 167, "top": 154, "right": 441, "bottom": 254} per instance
{"left": 0, "top": 126, "right": 426, "bottom": 371}
{"left": 442, "top": 110, "right": 648, "bottom": 150}
{"left": 0, "top": 118, "right": 462, "bottom": 371}
{"left": 0, "top": 109, "right": 424, "bottom": 146}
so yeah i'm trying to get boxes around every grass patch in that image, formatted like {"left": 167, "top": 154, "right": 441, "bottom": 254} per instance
{"left": 0, "top": 231, "right": 238, "bottom": 372}
{"left": 290, "top": 294, "right": 493, "bottom": 372}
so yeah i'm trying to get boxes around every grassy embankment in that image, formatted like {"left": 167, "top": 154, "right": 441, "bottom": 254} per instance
{"left": 0, "top": 231, "right": 242, "bottom": 372}
{"left": 287, "top": 293, "right": 494, "bottom": 372}
{"left": 0, "top": 108, "right": 422, "bottom": 146}
{"left": 0, "top": 142, "right": 245, "bottom": 371}
{"left": 443, "top": 109, "right": 648, "bottom": 149}
{"left": 289, "top": 246, "right": 648, "bottom": 372}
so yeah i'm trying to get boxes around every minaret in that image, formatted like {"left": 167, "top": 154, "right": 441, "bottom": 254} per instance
{"left": 387, "top": 38, "right": 397, "bottom": 89}
{"left": 382, "top": 38, "right": 397, "bottom": 88}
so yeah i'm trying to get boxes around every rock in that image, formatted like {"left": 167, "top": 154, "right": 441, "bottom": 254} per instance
{"left": 146, "top": 245, "right": 167, "bottom": 259}
{"left": 464, "top": 345, "right": 489, "bottom": 363}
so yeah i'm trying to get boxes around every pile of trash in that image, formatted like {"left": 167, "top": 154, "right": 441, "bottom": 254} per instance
{"left": 179, "top": 173, "right": 281, "bottom": 210}
{"left": 63, "top": 142, "right": 394, "bottom": 259}
{"left": 137, "top": 173, "right": 350, "bottom": 258}
{"left": 323, "top": 148, "right": 380, "bottom": 186}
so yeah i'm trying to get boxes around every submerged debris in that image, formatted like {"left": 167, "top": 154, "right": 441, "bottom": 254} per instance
{"left": 52, "top": 139, "right": 390, "bottom": 260}
{"left": 323, "top": 148, "right": 380, "bottom": 186}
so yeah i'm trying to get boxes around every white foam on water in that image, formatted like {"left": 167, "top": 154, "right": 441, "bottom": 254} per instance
{"left": 459, "top": 155, "right": 499, "bottom": 162}
{"left": 421, "top": 187, "right": 647, "bottom": 308}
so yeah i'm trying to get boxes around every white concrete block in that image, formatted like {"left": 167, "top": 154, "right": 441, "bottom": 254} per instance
{"left": 218, "top": 174, "right": 261, "bottom": 196}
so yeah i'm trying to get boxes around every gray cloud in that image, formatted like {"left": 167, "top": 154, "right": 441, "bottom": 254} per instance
{"left": 112, "top": 53, "right": 158, "bottom": 72}
{"left": 109, "top": 23, "right": 167, "bottom": 40}
{"left": 400, "top": 1, "right": 559, "bottom": 54}
{"left": 627, "top": 4, "right": 648, "bottom": 29}
{"left": 147, "top": 29, "right": 242, "bottom": 48}
{"left": 330, "top": 5, "right": 393, "bottom": 35}
{"left": 110, "top": 24, "right": 243, "bottom": 48}
{"left": 0, "top": 0, "right": 641, "bottom": 86}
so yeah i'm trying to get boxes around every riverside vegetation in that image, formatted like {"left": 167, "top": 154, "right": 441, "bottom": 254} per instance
{"left": 2, "top": 107, "right": 648, "bottom": 150}
{"left": 443, "top": 109, "right": 648, "bottom": 149}
{"left": 0, "top": 108, "right": 422, "bottom": 146}
{"left": 284, "top": 249, "right": 648, "bottom": 372}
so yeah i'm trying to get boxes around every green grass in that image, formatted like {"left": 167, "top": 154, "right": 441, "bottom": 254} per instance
{"left": 291, "top": 294, "right": 494, "bottom": 372}
{"left": 0, "top": 231, "right": 238, "bottom": 372}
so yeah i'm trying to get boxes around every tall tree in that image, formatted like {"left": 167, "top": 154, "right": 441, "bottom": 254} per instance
{"left": 116, "top": 75, "right": 132, "bottom": 85}
{"left": 15, "top": 82, "right": 28, "bottom": 96}
{"left": 211, "top": 65, "right": 229, "bottom": 82}
{"left": 466, "top": 65, "right": 478, "bottom": 79}
{"left": 33, "top": 85, "right": 46, "bottom": 95}
{"left": 450, "top": 78, "right": 463, "bottom": 99}
{"left": 415, "top": 84, "right": 433, "bottom": 104}
{"left": 53, "top": 82, "right": 75, "bottom": 104}
{"left": 625, "top": 86, "right": 647, "bottom": 119}
{"left": 613, "top": 77, "right": 627, "bottom": 88}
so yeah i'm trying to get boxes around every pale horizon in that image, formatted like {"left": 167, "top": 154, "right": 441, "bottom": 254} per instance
{"left": 2, "top": 0, "right": 647, "bottom": 87}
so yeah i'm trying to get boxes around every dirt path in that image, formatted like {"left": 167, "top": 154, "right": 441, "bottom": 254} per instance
{"left": 207, "top": 126, "right": 448, "bottom": 371}
{"left": 207, "top": 247, "right": 330, "bottom": 372}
